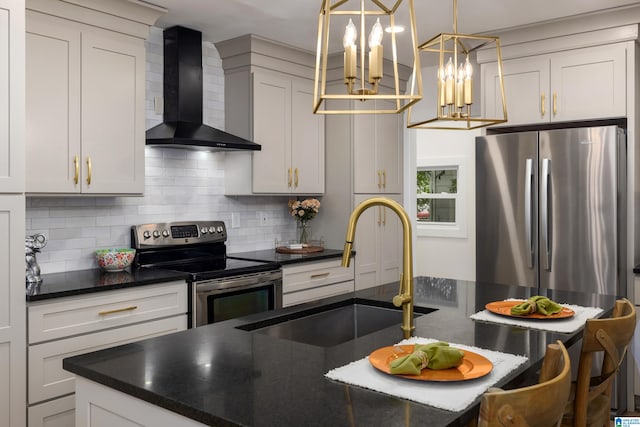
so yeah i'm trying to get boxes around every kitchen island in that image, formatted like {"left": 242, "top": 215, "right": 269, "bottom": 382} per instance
{"left": 63, "top": 276, "right": 618, "bottom": 426}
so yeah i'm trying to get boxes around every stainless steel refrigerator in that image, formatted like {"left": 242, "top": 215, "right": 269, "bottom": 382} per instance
{"left": 475, "top": 125, "right": 628, "bottom": 414}
{"left": 476, "top": 125, "right": 626, "bottom": 296}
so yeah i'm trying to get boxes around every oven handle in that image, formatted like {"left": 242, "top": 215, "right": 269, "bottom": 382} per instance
{"left": 195, "top": 270, "right": 282, "bottom": 294}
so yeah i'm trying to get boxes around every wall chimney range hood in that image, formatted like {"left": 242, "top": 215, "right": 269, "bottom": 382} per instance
{"left": 146, "top": 26, "right": 260, "bottom": 151}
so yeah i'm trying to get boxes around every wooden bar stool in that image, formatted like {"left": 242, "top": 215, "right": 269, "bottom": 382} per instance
{"left": 476, "top": 340, "right": 572, "bottom": 427}
{"left": 561, "top": 298, "right": 636, "bottom": 427}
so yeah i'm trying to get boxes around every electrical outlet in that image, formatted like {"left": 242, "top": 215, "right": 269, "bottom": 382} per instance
{"left": 231, "top": 213, "right": 240, "bottom": 228}
{"left": 154, "top": 96, "right": 163, "bottom": 115}
{"left": 260, "top": 212, "right": 268, "bottom": 226}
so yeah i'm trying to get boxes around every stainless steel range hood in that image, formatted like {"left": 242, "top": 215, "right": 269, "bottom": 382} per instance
{"left": 146, "top": 26, "right": 260, "bottom": 151}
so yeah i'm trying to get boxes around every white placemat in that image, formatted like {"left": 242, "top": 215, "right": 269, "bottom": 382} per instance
{"left": 470, "top": 301, "right": 603, "bottom": 334}
{"left": 325, "top": 337, "right": 528, "bottom": 412}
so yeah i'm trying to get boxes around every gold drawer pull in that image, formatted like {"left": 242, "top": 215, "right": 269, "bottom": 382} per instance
{"left": 553, "top": 92, "right": 557, "bottom": 115}
{"left": 288, "top": 168, "right": 292, "bottom": 187}
{"left": 310, "top": 272, "right": 331, "bottom": 279}
{"left": 377, "top": 170, "right": 382, "bottom": 189}
{"left": 382, "top": 170, "right": 386, "bottom": 189}
{"left": 98, "top": 305, "right": 138, "bottom": 316}
{"left": 294, "top": 168, "right": 299, "bottom": 188}
{"left": 541, "top": 93, "right": 545, "bottom": 116}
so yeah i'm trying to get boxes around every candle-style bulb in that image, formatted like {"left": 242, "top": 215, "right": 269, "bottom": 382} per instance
{"left": 343, "top": 18, "right": 357, "bottom": 48}
{"left": 445, "top": 57, "right": 454, "bottom": 79}
{"left": 368, "top": 18, "right": 383, "bottom": 47}
{"left": 464, "top": 56, "right": 473, "bottom": 79}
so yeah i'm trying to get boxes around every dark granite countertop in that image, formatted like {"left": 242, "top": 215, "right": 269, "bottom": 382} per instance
{"left": 26, "top": 249, "right": 345, "bottom": 302}
{"left": 26, "top": 268, "right": 190, "bottom": 302}
{"left": 227, "top": 248, "right": 346, "bottom": 265}
{"left": 63, "top": 277, "right": 617, "bottom": 427}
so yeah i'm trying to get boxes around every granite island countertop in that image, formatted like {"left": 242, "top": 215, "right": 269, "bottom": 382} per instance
{"left": 63, "top": 277, "right": 617, "bottom": 427}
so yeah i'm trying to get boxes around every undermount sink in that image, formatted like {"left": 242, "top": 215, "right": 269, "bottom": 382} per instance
{"left": 236, "top": 299, "right": 436, "bottom": 347}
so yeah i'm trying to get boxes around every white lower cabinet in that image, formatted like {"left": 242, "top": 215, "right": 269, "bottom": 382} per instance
{"left": 28, "top": 395, "right": 74, "bottom": 427}
{"left": 282, "top": 259, "right": 355, "bottom": 307}
{"left": 75, "top": 378, "right": 206, "bottom": 427}
{"left": 27, "top": 281, "right": 188, "bottom": 427}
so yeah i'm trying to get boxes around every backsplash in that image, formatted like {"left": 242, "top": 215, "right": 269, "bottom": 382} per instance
{"left": 25, "top": 27, "right": 296, "bottom": 274}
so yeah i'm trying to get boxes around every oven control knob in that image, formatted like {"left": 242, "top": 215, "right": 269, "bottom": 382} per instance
{"left": 152, "top": 230, "right": 160, "bottom": 238}
{"left": 143, "top": 230, "right": 151, "bottom": 239}
{"left": 162, "top": 230, "right": 169, "bottom": 237}
{"left": 208, "top": 226, "right": 216, "bottom": 234}
{"left": 216, "top": 226, "right": 224, "bottom": 233}
{"left": 200, "top": 227, "right": 207, "bottom": 234}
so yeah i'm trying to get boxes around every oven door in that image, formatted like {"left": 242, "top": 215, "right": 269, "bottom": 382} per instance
{"left": 192, "top": 270, "right": 282, "bottom": 327}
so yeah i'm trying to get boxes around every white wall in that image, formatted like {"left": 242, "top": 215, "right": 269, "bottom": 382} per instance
{"left": 25, "top": 27, "right": 297, "bottom": 273}
{"left": 404, "top": 63, "right": 479, "bottom": 281}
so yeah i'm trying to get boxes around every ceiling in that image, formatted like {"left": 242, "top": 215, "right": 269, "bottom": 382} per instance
{"left": 150, "top": 0, "right": 640, "bottom": 64}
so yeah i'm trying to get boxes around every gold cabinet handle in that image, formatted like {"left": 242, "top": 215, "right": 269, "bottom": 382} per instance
{"left": 382, "top": 170, "right": 387, "bottom": 189}
{"left": 377, "top": 170, "right": 382, "bottom": 189}
{"left": 86, "top": 157, "right": 92, "bottom": 185}
{"left": 98, "top": 305, "right": 138, "bottom": 316}
{"left": 73, "top": 155, "right": 79, "bottom": 185}
{"left": 382, "top": 207, "right": 386, "bottom": 225}
{"left": 541, "top": 93, "right": 546, "bottom": 116}
{"left": 288, "top": 168, "right": 292, "bottom": 187}
{"left": 377, "top": 206, "right": 382, "bottom": 226}
{"left": 310, "top": 272, "right": 330, "bottom": 279}
{"left": 553, "top": 92, "right": 557, "bottom": 115}
{"left": 294, "top": 168, "right": 299, "bottom": 188}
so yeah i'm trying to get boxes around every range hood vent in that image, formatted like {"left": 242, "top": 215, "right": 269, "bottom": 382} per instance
{"left": 146, "top": 26, "right": 260, "bottom": 151}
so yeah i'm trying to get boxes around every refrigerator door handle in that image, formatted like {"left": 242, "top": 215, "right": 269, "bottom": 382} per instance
{"left": 524, "top": 158, "right": 534, "bottom": 268}
{"left": 541, "top": 158, "right": 551, "bottom": 271}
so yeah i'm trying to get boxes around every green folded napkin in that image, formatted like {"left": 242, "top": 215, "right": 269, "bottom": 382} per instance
{"left": 510, "top": 295, "right": 562, "bottom": 316}
{"left": 389, "top": 342, "right": 465, "bottom": 375}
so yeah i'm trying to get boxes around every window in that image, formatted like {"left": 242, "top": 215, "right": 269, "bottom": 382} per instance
{"left": 417, "top": 168, "right": 457, "bottom": 223}
{"left": 415, "top": 157, "right": 468, "bottom": 238}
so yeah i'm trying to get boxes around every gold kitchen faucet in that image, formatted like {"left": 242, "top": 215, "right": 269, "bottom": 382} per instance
{"left": 341, "top": 197, "right": 415, "bottom": 339}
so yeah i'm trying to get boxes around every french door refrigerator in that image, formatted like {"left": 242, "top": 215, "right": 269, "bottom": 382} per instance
{"left": 476, "top": 125, "right": 626, "bottom": 296}
{"left": 475, "top": 125, "right": 628, "bottom": 414}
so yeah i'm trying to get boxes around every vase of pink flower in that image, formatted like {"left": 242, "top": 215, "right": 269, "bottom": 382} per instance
{"left": 288, "top": 198, "right": 320, "bottom": 245}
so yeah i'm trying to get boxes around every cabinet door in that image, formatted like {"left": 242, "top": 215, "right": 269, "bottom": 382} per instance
{"left": 483, "top": 56, "right": 550, "bottom": 127}
{"left": 353, "top": 194, "right": 403, "bottom": 290}
{"left": 379, "top": 194, "right": 403, "bottom": 285}
{"left": 81, "top": 29, "right": 145, "bottom": 194}
{"left": 353, "top": 108, "right": 378, "bottom": 194}
{"left": 28, "top": 395, "right": 75, "bottom": 427}
{"left": 375, "top": 101, "right": 402, "bottom": 194}
{"left": 0, "top": 0, "right": 24, "bottom": 193}
{"left": 550, "top": 44, "right": 626, "bottom": 122}
{"left": 26, "top": 12, "right": 81, "bottom": 193}
{"left": 291, "top": 79, "right": 324, "bottom": 194}
{"left": 252, "top": 72, "right": 291, "bottom": 193}
{"left": 0, "top": 194, "right": 26, "bottom": 427}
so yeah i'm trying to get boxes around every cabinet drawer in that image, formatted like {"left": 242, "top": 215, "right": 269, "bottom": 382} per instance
{"left": 28, "top": 281, "right": 187, "bottom": 343}
{"left": 28, "top": 315, "right": 187, "bottom": 404}
{"left": 28, "top": 394, "right": 75, "bottom": 427}
{"left": 283, "top": 280, "right": 354, "bottom": 307}
{"left": 282, "top": 259, "right": 354, "bottom": 294}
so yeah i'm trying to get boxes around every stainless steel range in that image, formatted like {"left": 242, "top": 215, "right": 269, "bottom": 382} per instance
{"left": 131, "top": 221, "right": 282, "bottom": 328}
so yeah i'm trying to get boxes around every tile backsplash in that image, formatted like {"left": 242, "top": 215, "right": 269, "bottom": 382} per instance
{"left": 25, "top": 27, "right": 297, "bottom": 274}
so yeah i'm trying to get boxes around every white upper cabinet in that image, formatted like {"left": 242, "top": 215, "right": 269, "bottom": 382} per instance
{"left": 0, "top": 0, "right": 24, "bottom": 193}
{"left": 219, "top": 35, "right": 324, "bottom": 196}
{"left": 25, "top": 4, "right": 154, "bottom": 195}
{"left": 483, "top": 43, "right": 627, "bottom": 126}
{"left": 353, "top": 100, "right": 402, "bottom": 194}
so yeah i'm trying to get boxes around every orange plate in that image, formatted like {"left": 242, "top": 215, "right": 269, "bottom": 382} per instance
{"left": 369, "top": 345, "right": 493, "bottom": 382}
{"left": 485, "top": 300, "right": 575, "bottom": 319}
